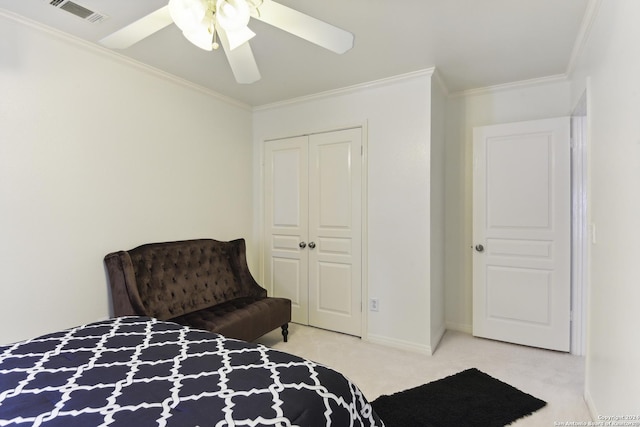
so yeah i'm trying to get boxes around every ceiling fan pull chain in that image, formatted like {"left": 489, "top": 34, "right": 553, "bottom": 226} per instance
{"left": 212, "top": 26, "right": 220, "bottom": 49}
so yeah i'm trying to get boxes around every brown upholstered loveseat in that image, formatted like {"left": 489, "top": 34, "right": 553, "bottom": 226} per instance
{"left": 104, "top": 238, "right": 291, "bottom": 342}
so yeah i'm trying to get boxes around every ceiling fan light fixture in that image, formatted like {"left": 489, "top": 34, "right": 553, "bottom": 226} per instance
{"left": 215, "top": 0, "right": 251, "bottom": 30}
{"left": 168, "top": 0, "right": 207, "bottom": 31}
{"left": 168, "top": 0, "right": 253, "bottom": 51}
{"left": 215, "top": 0, "right": 254, "bottom": 50}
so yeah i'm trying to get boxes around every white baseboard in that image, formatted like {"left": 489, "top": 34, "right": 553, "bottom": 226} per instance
{"left": 365, "top": 333, "right": 434, "bottom": 355}
{"left": 584, "top": 388, "right": 597, "bottom": 422}
{"left": 445, "top": 321, "right": 473, "bottom": 335}
{"left": 431, "top": 325, "right": 446, "bottom": 353}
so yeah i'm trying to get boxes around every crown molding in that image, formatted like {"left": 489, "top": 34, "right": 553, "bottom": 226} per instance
{"left": 565, "top": 0, "right": 603, "bottom": 77}
{"left": 431, "top": 68, "right": 450, "bottom": 97}
{"left": 449, "top": 74, "right": 569, "bottom": 98}
{"left": 0, "top": 8, "right": 251, "bottom": 111}
{"left": 254, "top": 68, "right": 438, "bottom": 112}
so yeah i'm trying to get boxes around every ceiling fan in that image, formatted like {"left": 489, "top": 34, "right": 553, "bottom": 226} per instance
{"left": 99, "top": 0, "right": 354, "bottom": 84}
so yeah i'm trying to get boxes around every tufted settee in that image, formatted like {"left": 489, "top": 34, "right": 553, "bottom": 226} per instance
{"left": 104, "top": 238, "right": 291, "bottom": 342}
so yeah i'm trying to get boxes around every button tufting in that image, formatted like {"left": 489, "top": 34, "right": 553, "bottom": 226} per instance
{"left": 121, "top": 239, "right": 282, "bottom": 336}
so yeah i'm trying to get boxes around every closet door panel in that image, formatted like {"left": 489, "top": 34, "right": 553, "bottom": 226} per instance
{"left": 308, "top": 128, "right": 362, "bottom": 336}
{"left": 264, "top": 136, "right": 309, "bottom": 324}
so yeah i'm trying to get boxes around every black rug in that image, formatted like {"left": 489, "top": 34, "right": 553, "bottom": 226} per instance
{"left": 371, "top": 368, "right": 546, "bottom": 427}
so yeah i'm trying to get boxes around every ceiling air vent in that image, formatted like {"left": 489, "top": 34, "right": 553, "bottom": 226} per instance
{"left": 48, "top": 0, "right": 108, "bottom": 23}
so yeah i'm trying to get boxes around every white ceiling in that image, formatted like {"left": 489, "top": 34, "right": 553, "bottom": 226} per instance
{"left": 0, "top": 0, "right": 589, "bottom": 106}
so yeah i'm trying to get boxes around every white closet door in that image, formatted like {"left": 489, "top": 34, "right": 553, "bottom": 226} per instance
{"left": 264, "top": 128, "right": 362, "bottom": 336}
{"left": 473, "top": 117, "right": 570, "bottom": 351}
{"left": 308, "top": 128, "right": 362, "bottom": 336}
{"left": 264, "top": 136, "right": 309, "bottom": 324}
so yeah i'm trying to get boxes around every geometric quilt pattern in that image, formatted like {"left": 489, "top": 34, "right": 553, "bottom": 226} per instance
{"left": 0, "top": 316, "right": 383, "bottom": 426}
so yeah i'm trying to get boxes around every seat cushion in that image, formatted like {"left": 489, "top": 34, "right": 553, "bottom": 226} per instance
{"left": 171, "top": 296, "right": 291, "bottom": 342}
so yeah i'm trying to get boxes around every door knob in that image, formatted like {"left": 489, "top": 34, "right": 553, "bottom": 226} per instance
{"left": 475, "top": 244, "right": 484, "bottom": 252}
{"left": 308, "top": 242, "right": 316, "bottom": 249}
{"left": 299, "top": 242, "right": 307, "bottom": 249}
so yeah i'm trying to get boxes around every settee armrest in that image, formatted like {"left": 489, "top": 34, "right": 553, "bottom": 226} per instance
{"left": 228, "top": 239, "right": 267, "bottom": 298}
{"left": 104, "top": 251, "right": 147, "bottom": 317}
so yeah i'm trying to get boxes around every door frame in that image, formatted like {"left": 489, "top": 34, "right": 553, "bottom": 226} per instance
{"left": 258, "top": 122, "right": 369, "bottom": 339}
{"left": 570, "top": 90, "right": 589, "bottom": 356}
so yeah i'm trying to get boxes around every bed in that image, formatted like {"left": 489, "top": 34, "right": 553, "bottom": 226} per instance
{"left": 0, "top": 316, "right": 383, "bottom": 426}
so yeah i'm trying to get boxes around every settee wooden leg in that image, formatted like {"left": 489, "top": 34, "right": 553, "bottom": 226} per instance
{"left": 281, "top": 324, "right": 289, "bottom": 342}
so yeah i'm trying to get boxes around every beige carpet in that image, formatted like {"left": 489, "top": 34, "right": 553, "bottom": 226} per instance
{"left": 256, "top": 324, "right": 592, "bottom": 426}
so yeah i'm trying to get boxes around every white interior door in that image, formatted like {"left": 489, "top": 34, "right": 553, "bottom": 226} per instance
{"left": 308, "top": 129, "right": 362, "bottom": 336}
{"left": 264, "top": 136, "right": 309, "bottom": 324}
{"left": 264, "top": 128, "right": 362, "bottom": 336}
{"left": 472, "top": 117, "right": 571, "bottom": 352}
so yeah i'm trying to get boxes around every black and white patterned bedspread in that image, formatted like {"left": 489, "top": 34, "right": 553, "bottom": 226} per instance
{"left": 0, "top": 317, "right": 383, "bottom": 427}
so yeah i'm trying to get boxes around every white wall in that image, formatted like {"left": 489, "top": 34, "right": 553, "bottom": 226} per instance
{"left": 444, "top": 79, "right": 572, "bottom": 332}
{"left": 0, "top": 14, "right": 254, "bottom": 344}
{"left": 253, "top": 71, "right": 438, "bottom": 353}
{"left": 569, "top": 0, "right": 640, "bottom": 415}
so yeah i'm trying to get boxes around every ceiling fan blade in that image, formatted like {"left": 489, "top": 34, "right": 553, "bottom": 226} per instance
{"left": 252, "top": 0, "right": 354, "bottom": 54}
{"left": 218, "top": 29, "right": 261, "bottom": 84}
{"left": 100, "top": 6, "right": 173, "bottom": 49}
{"left": 224, "top": 26, "right": 257, "bottom": 51}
